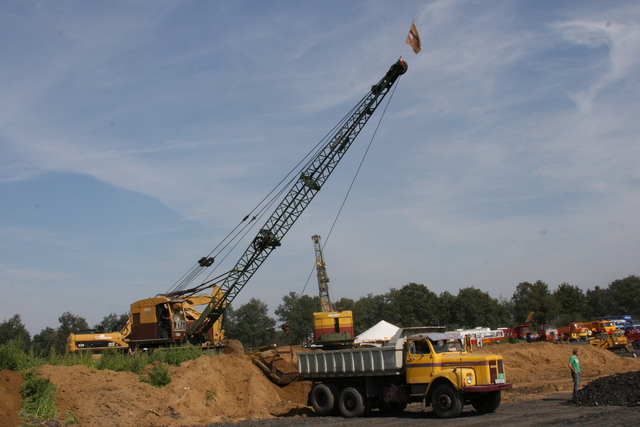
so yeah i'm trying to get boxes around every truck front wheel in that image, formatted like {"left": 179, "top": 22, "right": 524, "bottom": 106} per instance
{"left": 338, "top": 387, "right": 365, "bottom": 418}
{"left": 471, "top": 390, "right": 501, "bottom": 413}
{"left": 309, "top": 383, "right": 339, "bottom": 416}
{"left": 633, "top": 341, "right": 640, "bottom": 350}
{"left": 430, "top": 383, "right": 463, "bottom": 418}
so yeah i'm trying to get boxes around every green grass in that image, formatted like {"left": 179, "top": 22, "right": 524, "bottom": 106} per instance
{"left": 21, "top": 371, "right": 57, "bottom": 422}
{"left": 139, "top": 362, "right": 172, "bottom": 387}
{"left": 0, "top": 342, "right": 212, "bottom": 374}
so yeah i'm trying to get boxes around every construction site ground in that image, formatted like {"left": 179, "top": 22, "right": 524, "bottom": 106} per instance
{"left": 1, "top": 341, "right": 639, "bottom": 427}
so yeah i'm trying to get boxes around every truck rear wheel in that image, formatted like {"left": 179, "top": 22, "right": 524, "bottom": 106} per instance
{"left": 309, "top": 383, "right": 339, "bottom": 416}
{"left": 633, "top": 341, "right": 640, "bottom": 350}
{"left": 338, "top": 387, "right": 365, "bottom": 418}
{"left": 471, "top": 390, "right": 501, "bottom": 413}
{"left": 430, "top": 383, "right": 463, "bottom": 419}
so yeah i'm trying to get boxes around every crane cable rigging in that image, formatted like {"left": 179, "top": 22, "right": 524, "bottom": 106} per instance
{"left": 283, "top": 76, "right": 403, "bottom": 327}
{"left": 165, "top": 64, "right": 403, "bottom": 298}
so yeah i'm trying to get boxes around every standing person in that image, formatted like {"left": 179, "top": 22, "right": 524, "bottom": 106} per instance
{"left": 568, "top": 348, "right": 580, "bottom": 400}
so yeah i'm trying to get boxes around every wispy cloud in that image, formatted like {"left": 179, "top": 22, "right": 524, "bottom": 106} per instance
{"left": 1, "top": 1, "right": 639, "bottom": 334}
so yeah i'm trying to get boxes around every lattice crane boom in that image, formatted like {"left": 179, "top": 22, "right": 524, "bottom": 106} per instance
{"left": 187, "top": 59, "right": 408, "bottom": 341}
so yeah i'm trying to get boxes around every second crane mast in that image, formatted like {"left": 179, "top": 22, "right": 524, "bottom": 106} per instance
{"left": 186, "top": 59, "right": 408, "bottom": 342}
{"left": 312, "top": 234, "right": 334, "bottom": 313}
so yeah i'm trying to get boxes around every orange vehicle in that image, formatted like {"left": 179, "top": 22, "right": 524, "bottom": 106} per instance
{"left": 585, "top": 320, "right": 616, "bottom": 336}
{"left": 557, "top": 323, "right": 589, "bottom": 341}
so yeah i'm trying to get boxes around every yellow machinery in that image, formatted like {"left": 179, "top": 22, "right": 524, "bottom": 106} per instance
{"left": 68, "top": 287, "right": 225, "bottom": 353}
{"left": 588, "top": 329, "right": 629, "bottom": 353}
{"left": 313, "top": 311, "right": 355, "bottom": 344}
{"left": 67, "top": 329, "right": 128, "bottom": 353}
{"left": 311, "top": 235, "right": 354, "bottom": 347}
{"left": 127, "top": 287, "right": 225, "bottom": 350}
{"left": 300, "top": 330, "right": 512, "bottom": 418}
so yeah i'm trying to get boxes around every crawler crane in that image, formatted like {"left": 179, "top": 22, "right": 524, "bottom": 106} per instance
{"left": 129, "top": 58, "right": 409, "bottom": 350}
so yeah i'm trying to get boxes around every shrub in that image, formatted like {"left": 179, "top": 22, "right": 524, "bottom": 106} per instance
{"left": 139, "top": 362, "right": 171, "bottom": 387}
{"left": 0, "top": 340, "right": 38, "bottom": 372}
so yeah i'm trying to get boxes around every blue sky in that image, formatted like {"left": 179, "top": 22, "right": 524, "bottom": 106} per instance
{"left": 2, "top": 1, "right": 639, "bottom": 335}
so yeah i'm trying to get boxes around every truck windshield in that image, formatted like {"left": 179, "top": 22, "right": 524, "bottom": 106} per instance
{"left": 431, "top": 339, "right": 463, "bottom": 353}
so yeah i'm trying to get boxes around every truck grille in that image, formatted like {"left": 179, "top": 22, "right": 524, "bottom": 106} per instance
{"left": 490, "top": 359, "right": 505, "bottom": 382}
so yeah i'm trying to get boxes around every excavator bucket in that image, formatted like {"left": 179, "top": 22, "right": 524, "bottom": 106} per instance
{"left": 252, "top": 347, "right": 299, "bottom": 385}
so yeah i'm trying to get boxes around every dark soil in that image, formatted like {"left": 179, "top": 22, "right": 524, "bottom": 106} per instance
{"left": 574, "top": 371, "right": 640, "bottom": 407}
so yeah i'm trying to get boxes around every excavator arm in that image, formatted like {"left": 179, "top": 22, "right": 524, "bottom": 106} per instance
{"left": 187, "top": 59, "right": 408, "bottom": 342}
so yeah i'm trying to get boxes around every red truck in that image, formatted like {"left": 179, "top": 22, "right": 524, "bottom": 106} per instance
{"left": 626, "top": 330, "right": 640, "bottom": 350}
{"left": 537, "top": 324, "right": 558, "bottom": 342}
{"left": 508, "top": 325, "right": 532, "bottom": 340}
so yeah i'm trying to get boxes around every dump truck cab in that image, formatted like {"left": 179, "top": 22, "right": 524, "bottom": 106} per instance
{"left": 405, "top": 333, "right": 508, "bottom": 406}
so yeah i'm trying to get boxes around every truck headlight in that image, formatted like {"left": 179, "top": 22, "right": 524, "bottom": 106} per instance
{"left": 466, "top": 373, "right": 473, "bottom": 384}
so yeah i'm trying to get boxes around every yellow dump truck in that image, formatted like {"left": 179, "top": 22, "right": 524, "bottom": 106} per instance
{"left": 298, "top": 328, "right": 511, "bottom": 418}
{"left": 585, "top": 320, "right": 616, "bottom": 335}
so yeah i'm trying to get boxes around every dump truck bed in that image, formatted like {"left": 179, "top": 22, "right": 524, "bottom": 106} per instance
{"left": 297, "top": 345, "right": 404, "bottom": 379}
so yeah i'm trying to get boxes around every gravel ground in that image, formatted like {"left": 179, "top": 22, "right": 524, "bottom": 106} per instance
{"left": 194, "top": 399, "right": 640, "bottom": 427}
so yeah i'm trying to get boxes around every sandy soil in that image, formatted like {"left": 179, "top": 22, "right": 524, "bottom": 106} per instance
{"left": 474, "top": 341, "right": 640, "bottom": 402}
{"left": 1, "top": 342, "right": 639, "bottom": 426}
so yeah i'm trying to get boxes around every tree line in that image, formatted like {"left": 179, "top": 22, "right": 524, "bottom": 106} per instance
{"left": 2, "top": 275, "right": 638, "bottom": 353}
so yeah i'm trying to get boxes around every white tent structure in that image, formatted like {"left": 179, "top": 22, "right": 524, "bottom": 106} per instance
{"left": 354, "top": 320, "right": 400, "bottom": 346}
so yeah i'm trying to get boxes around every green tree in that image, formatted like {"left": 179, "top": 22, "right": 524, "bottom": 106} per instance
{"left": 383, "top": 283, "right": 439, "bottom": 327}
{"left": 94, "top": 312, "right": 129, "bottom": 332}
{"left": 585, "top": 286, "right": 612, "bottom": 319}
{"left": 553, "top": 283, "right": 588, "bottom": 325}
{"left": 32, "top": 327, "right": 57, "bottom": 356}
{"left": 334, "top": 297, "right": 355, "bottom": 312}
{"left": 0, "top": 314, "right": 31, "bottom": 351}
{"left": 437, "top": 291, "right": 457, "bottom": 328}
{"left": 225, "top": 298, "right": 276, "bottom": 348}
{"left": 511, "top": 281, "right": 560, "bottom": 327}
{"left": 352, "top": 293, "right": 387, "bottom": 335}
{"left": 496, "top": 295, "right": 514, "bottom": 326}
{"left": 34, "top": 312, "right": 90, "bottom": 355}
{"left": 606, "top": 275, "right": 640, "bottom": 318}
{"left": 275, "top": 292, "right": 319, "bottom": 346}
{"left": 453, "top": 287, "right": 510, "bottom": 329}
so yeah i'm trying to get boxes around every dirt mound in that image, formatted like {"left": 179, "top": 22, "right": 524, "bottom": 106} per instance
{"left": 0, "top": 370, "right": 23, "bottom": 427}
{"left": 475, "top": 342, "right": 640, "bottom": 401}
{"left": 574, "top": 371, "right": 640, "bottom": 406}
{"left": 35, "top": 353, "right": 312, "bottom": 427}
